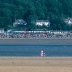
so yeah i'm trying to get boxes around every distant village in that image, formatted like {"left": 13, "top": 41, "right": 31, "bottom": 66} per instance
{"left": 0, "top": 17, "right": 72, "bottom": 39}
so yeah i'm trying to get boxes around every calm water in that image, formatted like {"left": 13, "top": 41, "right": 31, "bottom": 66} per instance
{"left": 0, "top": 44, "right": 72, "bottom": 56}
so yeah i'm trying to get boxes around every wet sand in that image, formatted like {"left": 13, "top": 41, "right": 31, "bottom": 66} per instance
{"left": 0, "top": 57, "right": 72, "bottom": 72}
{"left": 0, "top": 38, "right": 72, "bottom": 45}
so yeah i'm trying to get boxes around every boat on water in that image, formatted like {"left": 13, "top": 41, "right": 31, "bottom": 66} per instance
{"left": 0, "top": 38, "right": 72, "bottom": 45}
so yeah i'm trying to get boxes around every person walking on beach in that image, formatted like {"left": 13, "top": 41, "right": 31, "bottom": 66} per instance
{"left": 40, "top": 50, "right": 44, "bottom": 57}
{"left": 40, "top": 50, "right": 46, "bottom": 57}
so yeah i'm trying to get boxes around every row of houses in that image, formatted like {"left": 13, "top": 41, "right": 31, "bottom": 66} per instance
{"left": 13, "top": 19, "right": 50, "bottom": 27}
{"left": 13, "top": 17, "right": 72, "bottom": 27}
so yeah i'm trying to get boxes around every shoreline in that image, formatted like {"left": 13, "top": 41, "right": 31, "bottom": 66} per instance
{"left": 0, "top": 38, "right": 72, "bottom": 45}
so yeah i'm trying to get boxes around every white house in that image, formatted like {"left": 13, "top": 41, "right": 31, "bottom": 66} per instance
{"left": 64, "top": 18, "right": 72, "bottom": 25}
{"left": 13, "top": 19, "right": 27, "bottom": 27}
{"left": 36, "top": 20, "right": 50, "bottom": 27}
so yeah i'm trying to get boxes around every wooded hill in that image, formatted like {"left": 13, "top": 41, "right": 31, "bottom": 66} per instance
{"left": 0, "top": 0, "right": 72, "bottom": 30}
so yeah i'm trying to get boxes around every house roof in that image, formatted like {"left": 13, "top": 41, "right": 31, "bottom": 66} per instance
{"left": 64, "top": 18, "right": 72, "bottom": 25}
{"left": 13, "top": 19, "right": 27, "bottom": 26}
{"left": 36, "top": 20, "right": 49, "bottom": 22}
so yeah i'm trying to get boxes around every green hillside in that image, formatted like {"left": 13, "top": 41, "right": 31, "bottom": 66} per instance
{"left": 0, "top": 0, "right": 72, "bottom": 30}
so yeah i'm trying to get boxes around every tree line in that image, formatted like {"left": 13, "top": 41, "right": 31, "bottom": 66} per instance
{"left": 0, "top": 0, "right": 72, "bottom": 30}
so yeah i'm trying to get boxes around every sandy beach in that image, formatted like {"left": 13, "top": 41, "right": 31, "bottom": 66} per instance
{"left": 0, "top": 57, "right": 72, "bottom": 72}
